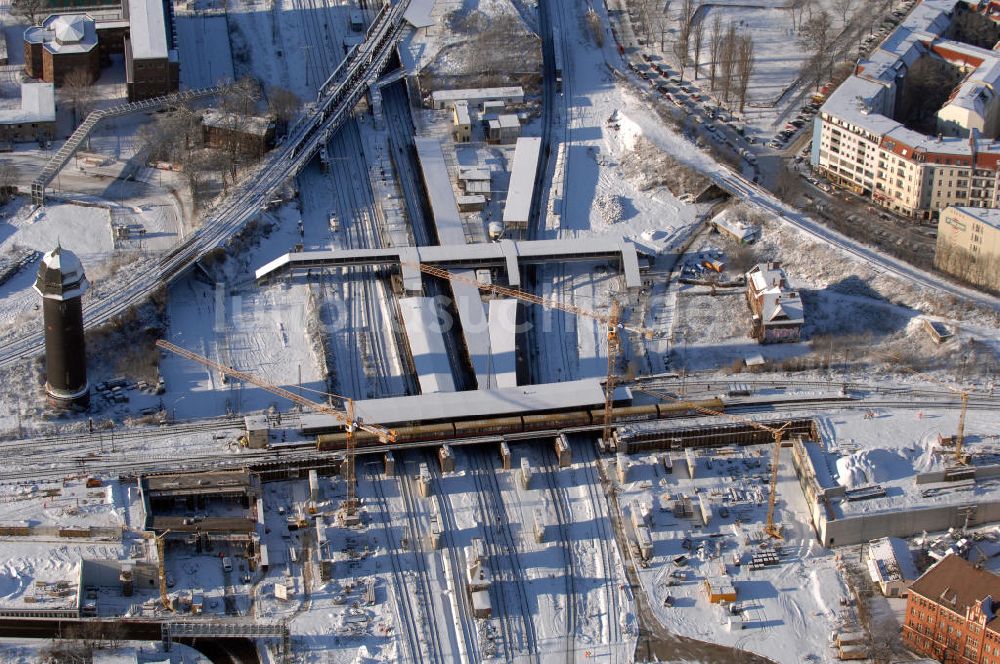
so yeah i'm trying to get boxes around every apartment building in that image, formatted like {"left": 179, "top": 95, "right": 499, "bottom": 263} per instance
{"left": 901, "top": 555, "right": 1000, "bottom": 664}
{"left": 813, "top": 0, "right": 1000, "bottom": 220}
{"left": 935, "top": 205, "right": 1000, "bottom": 289}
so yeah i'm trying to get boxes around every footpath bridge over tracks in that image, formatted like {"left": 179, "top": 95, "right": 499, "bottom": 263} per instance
{"left": 0, "top": 0, "right": 412, "bottom": 371}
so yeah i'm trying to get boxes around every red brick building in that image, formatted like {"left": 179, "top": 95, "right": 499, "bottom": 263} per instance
{"left": 902, "top": 555, "right": 1000, "bottom": 664}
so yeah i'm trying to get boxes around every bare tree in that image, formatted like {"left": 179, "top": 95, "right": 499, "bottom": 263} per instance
{"left": 709, "top": 14, "right": 722, "bottom": 90}
{"left": 736, "top": 33, "right": 755, "bottom": 113}
{"left": 221, "top": 76, "right": 262, "bottom": 117}
{"left": 652, "top": 0, "right": 672, "bottom": 51}
{"left": 832, "top": 0, "right": 855, "bottom": 26}
{"left": 636, "top": 0, "right": 655, "bottom": 45}
{"left": 799, "top": 11, "right": 833, "bottom": 89}
{"left": 719, "top": 23, "right": 739, "bottom": 107}
{"left": 586, "top": 7, "right": 605, "bottom": 47}
{"left": 62, "top": 68, "right": 95, "bottom": 129}
{"left": 11, "top": 0, "right": 46, "bottom": 25}
{"left": 691, "top": 18, "right": 705, "bottom": 80}
{"left": 267, "top": 86, "right": 301, "bottom": 135}
{"left": 674, "top": 0, "right": 695, "bottom": 79}
{"left": 0, "top": 161, "right": 19, "bottom": 198}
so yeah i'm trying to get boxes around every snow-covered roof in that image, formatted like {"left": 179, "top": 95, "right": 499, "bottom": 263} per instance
{"left": 398, "top": 297, "right": 456, "bottom": 394}
{"left": 414, "top": 137, "right": 466, "bottom": 246}
{"left": 867, "top": 537, "right": 918, "bottom": 584}
{"left": 403, "top": 0, "right": 436, "bottom": 28}
{"left": 453, "top": 101, "right": 470, "bottom": 125}
{"left": 300, "top": 378, "right": 632, "bottom": 427}
{"left": 945, "top": 205, "right": 1000, "bottom": 231}
{"left": 33, "top": 245, "right": 88, "bottom": 300}
{"left": 126, "top": 0, "right": 168, "bottom": 60}
{"left": 759, "top": 290, "right": 804, "bottom": 324}
{"left": 0, "top": 82, "right": 56, "bottom": 126}
{"left": 746, "top": 263, "right": 786, "bottom": 293}
{"left": 488, "top": 298, "right": 518, "bottom": 389}
{"left": 502, "top": 137, "right": 542, "bottom": 225}
{"left": 459, "top": 167, "right": 491, "bottom": 182}
{"left": 431, "top": 87, "right": 524, "bottom": 106}
{"left": 255, "top": 237, "right": 647, "bottom": 290}
{"left": 25, "top": 14, "right": 98, "bottom": 54}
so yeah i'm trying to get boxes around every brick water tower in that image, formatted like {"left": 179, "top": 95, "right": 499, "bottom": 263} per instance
{"left": 33, "top": 245, "right": 89, "bottom": 407}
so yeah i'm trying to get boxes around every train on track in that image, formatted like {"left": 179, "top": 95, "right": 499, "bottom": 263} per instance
{"left": 315, "top": 397, "right": 725, "bottom": 450}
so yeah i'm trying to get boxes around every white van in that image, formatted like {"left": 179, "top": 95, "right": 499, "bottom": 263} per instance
{"left": 222, "top": 557, "right": 233, "bottom": 573}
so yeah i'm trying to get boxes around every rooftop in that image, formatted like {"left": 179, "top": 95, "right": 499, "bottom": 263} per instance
{"left": 24, "top": 14, "right": 98, "bottom": 54}
{"left": 946, "top": 205, "right": 1000, "bottom": 231}
{"left": 398, "top": 297, "right": 456, "bottom": 394}
{"left": 502, "top": 137, "right": 542, "bottom": 225}
{"left": 202, "top": 110, "right": 273, "bottom": 137}
{"left": 125, "top": 0, "right": 168, "bottom": 60}
{"left": 414, "top": 137, "right": 466, "bottom": 246}
{"left": 431, "top": 87, "right": 524, "bottom": 104}
{"left": 910, "top": 555, "right": 1000, "bottom": 629}
{"left": 300, "top": 378, "right": 632, "bottom": 428}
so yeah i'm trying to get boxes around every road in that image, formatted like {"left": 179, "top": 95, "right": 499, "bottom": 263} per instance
{"left": 0, "top": 0, "right": 413, "bottom": 371}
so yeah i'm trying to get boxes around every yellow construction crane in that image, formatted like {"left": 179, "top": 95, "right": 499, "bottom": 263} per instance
{"left": 155, "top": 340, "right": 396, "bottom": 518}
{"left": 635, "top": 386, "right": 790, "bottom": 539}
{"left": 407, "top": 262, "right": 657, "bottom": 447}
{"left": 892, "top": 361, "right": 976, "bottom": 465}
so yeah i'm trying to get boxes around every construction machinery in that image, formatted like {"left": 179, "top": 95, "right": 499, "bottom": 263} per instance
{"left": 155, "top": 340, "right": 396, "bottom": 520}
{"left": 635, "top": 386, "right": 789, "bottom": 539}
{"left": 407, "top": 262, "right": 656, "bottom": 450}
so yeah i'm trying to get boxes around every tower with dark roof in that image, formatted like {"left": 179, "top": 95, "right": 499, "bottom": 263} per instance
{"left": 33, "top": 246, "right": 89, "bottom": 407}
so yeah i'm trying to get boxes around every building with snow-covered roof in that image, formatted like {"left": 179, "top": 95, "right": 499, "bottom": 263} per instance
{"left": 202, "top": 110, "right": 276, "bottom": 157}
{"left": 24, "top": 13, "right": 100, "bottom": 85}
{"left": 744, "top": 262, "right": 803, "bottom": 344}
{"left": 866, "top": 537, "right": 918, "bottom": 597}
{"left": 935, "top": 205, "right": 1000, "bottom": 289}
{"left": 430, "top": 86, "right": 524, "bottom": 110}
{"left": 452, "top": 101, "right": 471, "bottom": 143}
{"left": 503, "top": 137, "right": 541, "bottom": 231}
{"left": 123, "top": 0, "right": 178, "bottom": 100}
{"left": 487, "top": 114, "right": 520, "bottom": 144}
{"left": 812, "top": 0, "right": 1000, "bottom": 219}
{"left": 0, "top": 81, "right": 56, "bottom": 143}
{"left": 414, "top": 137, "right": 466, "bottom": 246}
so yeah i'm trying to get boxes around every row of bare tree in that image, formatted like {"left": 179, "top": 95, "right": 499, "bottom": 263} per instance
{"left": 630, "top": 0, "right": 756, "bottom": 112}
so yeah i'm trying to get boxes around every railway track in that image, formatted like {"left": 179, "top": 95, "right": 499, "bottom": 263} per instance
{"left": 575, "top": 438, "right": 624, "bottom": 651}
{"left": 469, "top": 448, "right": 539, "bottom": 662}
{"left": 367, "top": 466, "right": 437, "bottom": 663}
{"left": 423, "top": 453, "right": 482, "bottom": 663}
{"left": 541, "top": 455, "right": 578, "bottom": 663}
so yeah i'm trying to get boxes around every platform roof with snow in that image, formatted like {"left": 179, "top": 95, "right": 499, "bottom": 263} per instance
{"left": 256, "top": 237, "right": 645, "bottom": 292}
{"left": 300, "top": 378, "right": 632, "bottom": 429}
{"left": 398, "top": 297, "right": 456, "bottom": 394}
{"left": 503, "top": 137, "right": 542, "bottom": 229}
{"left": 402, "top": 0, "right": 436, "bottom": 28}
{"left": 487, "top": 299, "right": 518, "bottom": 388}
{"left": 414, "top": 137, "right": 466, "bottom": 246}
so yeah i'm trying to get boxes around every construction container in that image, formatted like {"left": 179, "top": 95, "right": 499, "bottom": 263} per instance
{"left": 384, "top": 451, "right": 395, "bottom": 476}
{"left": 533, "top": 509, "right": 545, "bottom": 544}
{"left": 662, "top": 454, "right": 673, "bottom": 474}
{"left": 471, "top": 589, "right": 492, "bottom": 618}
{"left": 500, "top": 442, "right": 511, "bottom": 470}
{"left": 698, "top": 494, "right": 712, "bottom": 526}
{"left": 439, "top": 445, "right": 455, "bottom": 473}
{"left": 555, "top": 434, "right": 572, "bottom": 468}
{"left": 617, "top": 454, "right": 630, "bottom": 483}
{"left": 418, "top": 463, "right": 432, "bottom": 498}
{"left": 426, "top": 513, "right": 441, "bottom": 549}
{"left": 704, "top": 578, "right": 737, "bottom": 603}
{"left": 244, "top": 415, "right": 269, "bottom": 449}
{"left": 520, "top": 457, "right": 532, "bottom": 489}
{"left": 685, "top": 449, "right": 697, "bottom": 478}
{"left": 837, "top": 645, "right": 868, "bottom": 660}
{"left": 635, "top": 523, "right": 653, "bottom": 560}
{"left": 308, "top": 469, "right": 319, "bottom": 502}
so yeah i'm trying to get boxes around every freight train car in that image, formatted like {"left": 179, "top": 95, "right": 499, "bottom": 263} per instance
{"left": 314, "top": 398, "right": 724, "bottom": 451}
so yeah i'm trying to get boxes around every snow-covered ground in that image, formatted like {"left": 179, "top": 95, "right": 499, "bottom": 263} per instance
{"left": 0, "top": 639, "right": 210, "bottom": 663}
